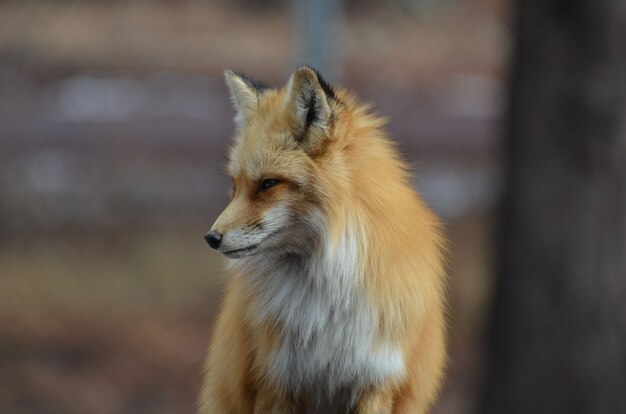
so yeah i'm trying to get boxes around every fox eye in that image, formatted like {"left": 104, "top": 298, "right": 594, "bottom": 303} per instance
{"left": 260, "top": 178, "right": 280, "bottom": 191}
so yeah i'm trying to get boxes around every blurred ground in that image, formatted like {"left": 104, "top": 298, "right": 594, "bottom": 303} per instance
{"left": 0, "top": 1, "right": 507, "bottom": 413}
{"left": 0, "top": 230, "right": 220, "bottom": 414}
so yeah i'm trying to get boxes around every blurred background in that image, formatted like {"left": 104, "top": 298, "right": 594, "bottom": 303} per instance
{"left": 1, "top": 1, "right": 623, "bottom": 413}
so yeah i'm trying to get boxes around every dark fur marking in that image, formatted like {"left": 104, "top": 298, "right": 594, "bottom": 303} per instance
{"left": 294, "top": 66, "right": 335, "bottom": 143}
{"left": 299, "top": 65, "right": 337, "bottom": 100}
{"left": 305, "top": 93, "right": 317, "bottom": 129}
{"left": 232, "top": 70, "right": 270, "bottom": 92}
{"left": 313, "top": 70, "right": 336, "bottom": 100}
{"left": 242, "top": 221, "right": 262, "bottom": 232}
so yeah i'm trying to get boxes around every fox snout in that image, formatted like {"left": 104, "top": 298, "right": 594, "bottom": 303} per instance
{"left": 204, "top": 231, "right": 223, "bottom": 249}
{"left": 204, "top": 198, "right": 276, "bottom": 258}
{"left": 205, "top": 193, "right": 297, "bottom": 259}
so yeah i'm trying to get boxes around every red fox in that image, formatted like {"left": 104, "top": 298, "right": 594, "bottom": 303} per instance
{"left": 200, "top": 66, "right": 448, "bottom": 413}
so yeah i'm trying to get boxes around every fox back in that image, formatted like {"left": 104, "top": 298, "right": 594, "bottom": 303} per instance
{"left": 200, "top": 66, "right": 447, "bottom": 414}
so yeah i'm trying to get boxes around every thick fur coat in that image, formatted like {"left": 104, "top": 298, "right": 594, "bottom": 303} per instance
{"left": 199, "top": 66, "right": 448, "bottom": 414}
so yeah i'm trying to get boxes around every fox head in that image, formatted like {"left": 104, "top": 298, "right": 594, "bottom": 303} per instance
{"left": 205, "top": 66, "right": 342, "bottom": 259}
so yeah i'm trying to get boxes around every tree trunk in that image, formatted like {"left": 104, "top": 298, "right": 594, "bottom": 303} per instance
{"left": 481, "top": 1, "right": 626, "bottom": 413}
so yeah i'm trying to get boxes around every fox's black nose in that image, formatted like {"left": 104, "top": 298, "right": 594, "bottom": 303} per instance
{"left": 204, "top": 231, "right": 222, "bottom": 249}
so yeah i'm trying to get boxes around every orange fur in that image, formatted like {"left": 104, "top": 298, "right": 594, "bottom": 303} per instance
{"left": 199, "top": 67, "right": 448, "bottom": 413}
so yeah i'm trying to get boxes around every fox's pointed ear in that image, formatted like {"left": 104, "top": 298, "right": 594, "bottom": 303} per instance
{"left": 285, "top": 66, "right": 335, "bottom": 154}
{"left": 224, "top": 70, "right": 265, "bottom": 126}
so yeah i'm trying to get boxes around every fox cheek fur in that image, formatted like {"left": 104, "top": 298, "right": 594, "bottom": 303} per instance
{"left": 208, "top": 170, "right": 322, "bottom": 257}
{"left": 199, "top": 66, "right": 448, "bottom": 414}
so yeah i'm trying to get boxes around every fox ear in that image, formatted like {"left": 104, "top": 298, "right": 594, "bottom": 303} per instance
{"left": 285, "top": 66, "right": 335, "bottom": 154}
{"left": 224, "top": 70, "right": 265, "bottom": 126}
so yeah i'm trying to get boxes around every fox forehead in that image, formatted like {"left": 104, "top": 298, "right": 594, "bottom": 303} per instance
{"left": 227, "top": 131, "right": 313, "bottom": 185}
{"left": 226, "top": 86, "right": 316, "bottom": 184}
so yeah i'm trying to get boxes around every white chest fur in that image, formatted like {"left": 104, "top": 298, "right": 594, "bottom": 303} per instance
{"left": 240, "top": 225, "right": 405, "bottom": 395}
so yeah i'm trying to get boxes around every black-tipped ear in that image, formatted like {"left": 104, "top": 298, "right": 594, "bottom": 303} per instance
{"left": 224, "top": 70, "right": 267, "bottom": 126}
{"left": 284, "top": 66, "right": 335, "bottom": 153}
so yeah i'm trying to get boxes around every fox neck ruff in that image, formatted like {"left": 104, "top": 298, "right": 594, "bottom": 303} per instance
{"left": 229, "top": 210, "right": 406, "bottom": 402}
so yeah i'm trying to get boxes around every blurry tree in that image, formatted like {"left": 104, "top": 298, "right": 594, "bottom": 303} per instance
{"left": 292, "top": 0, "right": 343, "bottom": 79}
{"left": 481, "top": 1, "right": 626, "bottom": 413}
